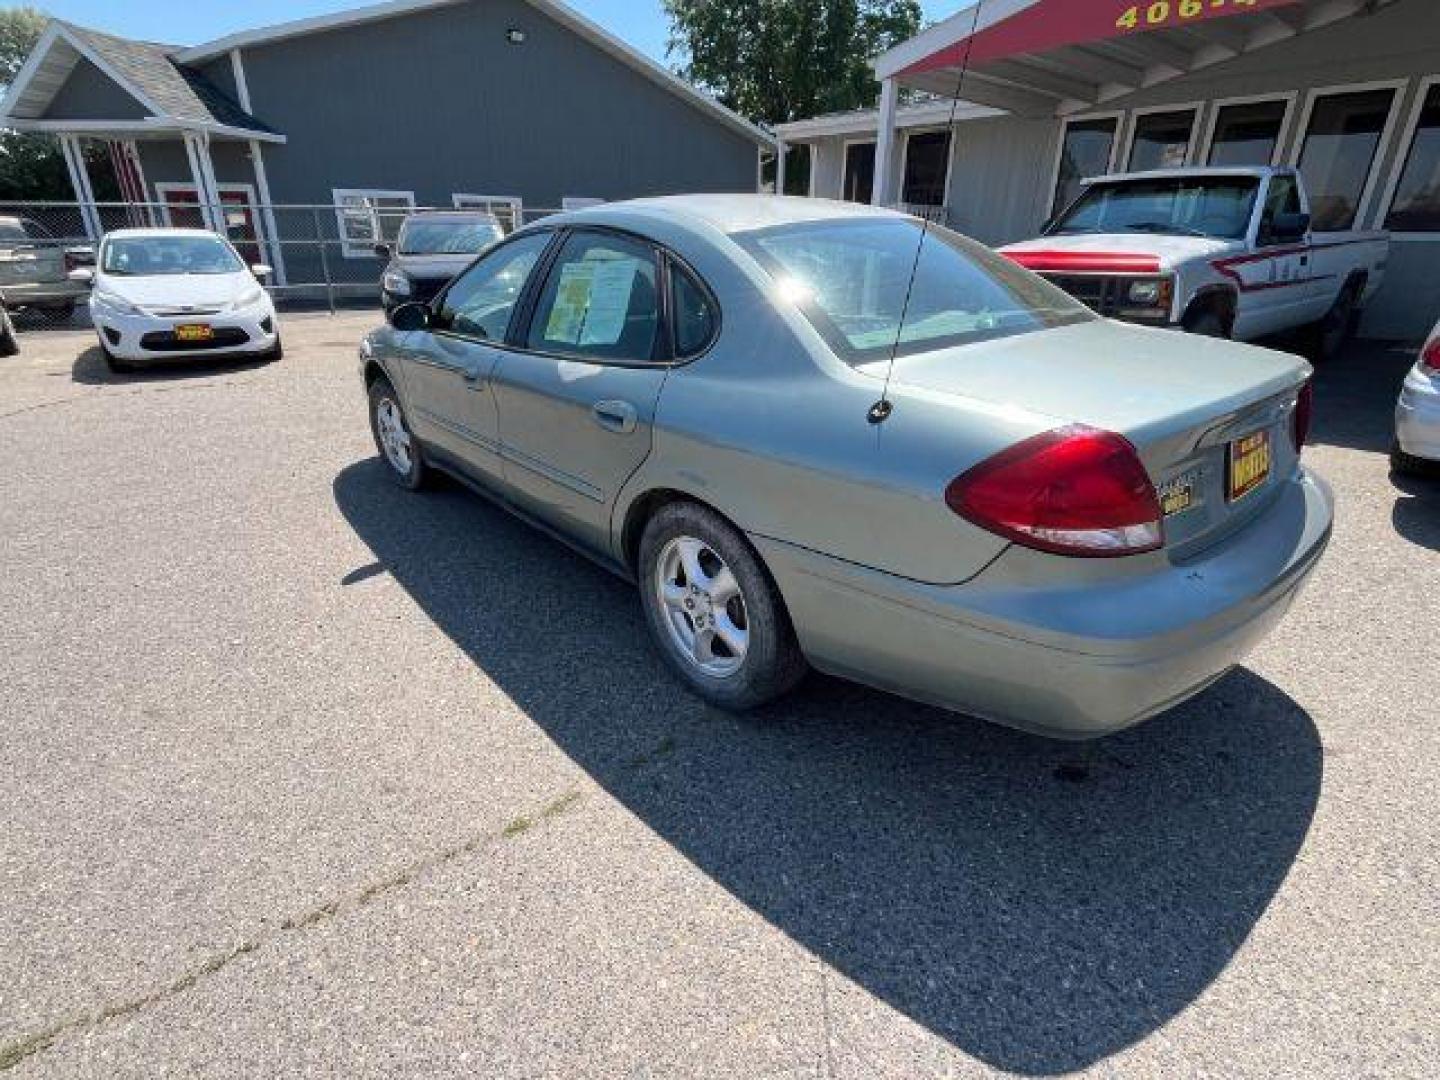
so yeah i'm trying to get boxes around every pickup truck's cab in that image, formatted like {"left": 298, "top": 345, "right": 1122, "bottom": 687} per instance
{"left": 1000, "top": 167, "right": 1389, "bottom": 356}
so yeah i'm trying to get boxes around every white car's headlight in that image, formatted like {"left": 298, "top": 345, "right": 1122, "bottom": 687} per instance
{"left": 92, "top": 289, "right": 143, "bottom": 317}
{"left": 228, "top": 286, "right": 266, "bottom": 312}
{"left": 382, "top": 269, "right": 412, "bottom": 297}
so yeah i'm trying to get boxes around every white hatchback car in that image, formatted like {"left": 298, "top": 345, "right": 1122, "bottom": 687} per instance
{"left": 81, "top": 228, "right": 280, "bottom": 372}
{"left": 1393, "top": 320, "right": 1440, "bottom": 475}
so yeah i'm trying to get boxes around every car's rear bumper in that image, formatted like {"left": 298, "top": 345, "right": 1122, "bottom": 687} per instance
{"left": 754, "top": 468, "right": 1333, "bottom": 740}
{"left": 1, "top": 279, "right": 88, "bottom": 307}
{"left": 91, "top": 303, "right": 279, "bottom": 361}
{"left": 1395, "top": 365, "right": 1440, "bottom": 461}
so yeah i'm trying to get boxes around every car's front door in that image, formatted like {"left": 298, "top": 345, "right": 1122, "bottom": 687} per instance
{"left": 401, "top": 231, "right": 554, "bottom": 485}
{"left": 491, "top": 229, "right": 672, "bottom": 556}
{"left": 1242, "top": 175, "right": 1315, "bottom": 337}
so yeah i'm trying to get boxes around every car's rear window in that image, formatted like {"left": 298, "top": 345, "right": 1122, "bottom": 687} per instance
{"left": 398, "top": 216, "right": 503, "bottom": 255}
{"left": 734, "top": 218, "right": 1092, "bottom": 364}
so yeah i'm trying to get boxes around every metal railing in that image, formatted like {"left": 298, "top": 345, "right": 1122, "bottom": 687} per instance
{"left": 0, "top": 199, "right": 566, "bottom": 331}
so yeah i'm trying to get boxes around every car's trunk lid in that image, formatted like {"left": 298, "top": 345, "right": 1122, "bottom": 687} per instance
{"left": 871, "top": 320, "right": 1310, "bottom": 554}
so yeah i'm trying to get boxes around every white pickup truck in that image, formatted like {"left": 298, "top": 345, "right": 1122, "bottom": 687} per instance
{"left": 1000, "top": 166, "right": 1389, "bottom": 359}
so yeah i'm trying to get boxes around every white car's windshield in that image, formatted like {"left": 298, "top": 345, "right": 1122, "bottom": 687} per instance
{"left": 736, "top": 218, "right": 1092, "bottom": 363}
{"left": 398, "top": 216, "right": 503, "bottom": 255}
{"left": 1051, "top": 176, "right": 1261, "bottom": 240}
{"left": 101, "top": 236, "right": 243, "bottom": 276}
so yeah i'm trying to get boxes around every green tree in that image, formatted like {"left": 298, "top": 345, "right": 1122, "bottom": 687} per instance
{"left": 663, "top": 0, "right": 922, "bottom": 126}
{"left": 0, "top": 6, "right": 118, "bottom": 201}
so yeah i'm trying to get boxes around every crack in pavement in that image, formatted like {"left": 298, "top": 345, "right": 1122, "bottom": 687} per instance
{"left": 0, "top": 788, "right": 585, "bottom": 1072}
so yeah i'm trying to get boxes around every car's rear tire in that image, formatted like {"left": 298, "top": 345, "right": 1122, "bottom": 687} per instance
{"left": 368, "top": 377, "right": 427, "bottom": 490}
{"left": 0, "top": 307, "right": 18, "bottom": 357}
{"left": 638, "top": 501, "right": 807, "bottom": 711}
{"left": 1307, "top": 282, "right": 1360, "bottom": 363}
{"left": 1391, "top": 441, "right": 1437, "bottom": 478}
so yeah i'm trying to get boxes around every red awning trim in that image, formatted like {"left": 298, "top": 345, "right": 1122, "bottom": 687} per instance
{"left": 1003, "top": 250, "right": 1163, "bottom": 274}
{"left": 902, "top": 0, "right": 1303, "bottom": 78}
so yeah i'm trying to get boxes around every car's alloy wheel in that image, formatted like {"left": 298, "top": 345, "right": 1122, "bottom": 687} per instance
{"left": 638, "top": 502, "right": 806, "bottom": 711}
{"left": 655, "top": 536, "right": 750, "bottom": 677}
{"left": 368, "top": 379, "right": 426, "bottom": 489}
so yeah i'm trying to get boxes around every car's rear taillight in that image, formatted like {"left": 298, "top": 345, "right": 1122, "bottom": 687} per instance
{"left": 945, "top": 425, "right": 1164, "bottom": 557}
{"left": 1421, "top": 336, "right": 1440, "bottom": 375}
{"left": 1291, "top": 380, "right": 1314, "bottom": 452}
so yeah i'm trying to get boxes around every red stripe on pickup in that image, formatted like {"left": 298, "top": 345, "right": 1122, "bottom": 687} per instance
{"left": 1002, "top": 250, "right": 1162, "bottom": 274}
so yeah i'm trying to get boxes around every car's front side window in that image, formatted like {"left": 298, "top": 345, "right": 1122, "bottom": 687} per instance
{"left": 736, "top": 218, "right": 1091, "bottom": 364}
{"left": 523, "top": 231, "right": 661, "bottom": 364}
{"left": 433, "top": 232, "right": 552, "bottom": 341}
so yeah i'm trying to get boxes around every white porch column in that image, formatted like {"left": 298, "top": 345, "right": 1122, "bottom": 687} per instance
{"left": 872, "top": 77, "right": 900, "bottom": 207}
{"left": 776, "top": 139, "right": 788, "bottom": 195}
{"left": 248, "top": 141, "right": 287, "bottom": 285}
{"left": 59, "top": 135, "right": 101, "bottom": 240}
{"left": 181, "top": 131, "right": 224, "bottom": 233}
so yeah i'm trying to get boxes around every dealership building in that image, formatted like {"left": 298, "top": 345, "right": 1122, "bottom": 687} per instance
{"left": 774, "top": 0, "right": 1439, "bottom": 339}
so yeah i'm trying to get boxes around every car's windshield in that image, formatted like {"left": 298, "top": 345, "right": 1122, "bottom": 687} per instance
{"left": 398, "top": 216, "right": 503, "bottom": 255}
{"left": 101, "top": 235, "right": 244, "bottom": 276}
{"left": 735, "top": 218, "right": 1093, "bottom": 364}
{"left": 1050, "top": 176, "right": 1261, "bottom": 240}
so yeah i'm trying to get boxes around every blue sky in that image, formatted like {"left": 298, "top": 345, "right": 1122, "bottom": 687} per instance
{"left": 23, "top": 1, "right": 967, "bottom": 60}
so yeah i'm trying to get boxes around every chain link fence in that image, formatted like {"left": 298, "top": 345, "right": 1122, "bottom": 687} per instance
{"left": 0, "top": 199, "right": 566, "bottom": 334}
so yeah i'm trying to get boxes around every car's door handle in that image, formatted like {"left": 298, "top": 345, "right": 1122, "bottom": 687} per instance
{"left": 592, "top": 400, "right": 638, "bottom": 434}
{"left": 461, "top": 366, "right": 485, "bottom": 390}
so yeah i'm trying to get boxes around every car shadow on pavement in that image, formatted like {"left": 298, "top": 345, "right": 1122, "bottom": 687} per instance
{"left": 1307, "top": 338, "right": 1417, "bottom": 454}
{"left": 1391, "top": 473, "right": 1439, "bottom": 551}
{"left": 70, "top": 344, "right": 271, "bottom": 385}
{"left": 334, "top": 459, "right": 1322, "bottom": 1077}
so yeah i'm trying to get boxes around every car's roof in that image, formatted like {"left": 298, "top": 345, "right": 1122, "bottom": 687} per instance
{"left": 565, "top": 194, "right": 907, "bottom": 236}
{"left": 103, "top": 228, "right": 223, "bottom": 240}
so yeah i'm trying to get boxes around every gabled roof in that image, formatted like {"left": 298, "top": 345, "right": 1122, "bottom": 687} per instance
{"left": 0, "top": 20, "right": 278, "bottom": 139}
{"left": 173, "top": 0, "right": 774, "bottom": 148}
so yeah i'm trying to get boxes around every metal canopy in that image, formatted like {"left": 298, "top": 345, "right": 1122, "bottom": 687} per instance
{"left": 875, "top": 0, "right": 1404, "bottom": 117}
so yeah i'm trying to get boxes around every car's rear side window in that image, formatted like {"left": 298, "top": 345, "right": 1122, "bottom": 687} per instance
{"left": 735, "top": 218, "right": 1091, "bottom": 364}
{"left": 670, "top": 262, "right": 717, "bottom": 358}
{"left": 523, "top": 231, "right": 661, "bottom": 364}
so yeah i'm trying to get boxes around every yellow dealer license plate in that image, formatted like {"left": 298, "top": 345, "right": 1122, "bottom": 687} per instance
{"left": 174, "top": 324, "right": 213, "bottom": 342}
{"left": 1159, "top": 470, "right": 1197, "bottom": 518}
{"left": 1228, "top": 430, "right": 1272, "bottom": 502}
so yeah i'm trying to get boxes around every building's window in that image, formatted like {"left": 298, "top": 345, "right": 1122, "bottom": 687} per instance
{"left": 523, "top": 231, "right": 661, "bottom": 364}
{"left": 843, "top": 142, "right": 876, "bottom": 204}
{"left": 453, "top": 194, "right": 523, "bottom": 233}
{"left": 1208, "top": 99, "right": 1290, "bottom": 166}
{"left": 1385, "top": 82, "right": 1440, "bottom": 233}
{"left": 333, "top": 189, "right": 415, "bottom": 258}
{"left": 902, "top": 130, "right": 950, "bottom": 207}
{"left": 1052, "top": 117, "right": 1117, "bottom": 214}
{"left": 1296, "top": 87, "right": 1398, "bottom": 231}
{"left": 1128, "top": 109, "right": 1197, "bottom": 172}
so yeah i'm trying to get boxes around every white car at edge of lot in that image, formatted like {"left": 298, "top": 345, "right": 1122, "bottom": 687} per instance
{"left": 77, "top": 228, "right": 281, "bottom": 373}
{"left": 1393, "top": 320, "right": 1440, "bottom": 476}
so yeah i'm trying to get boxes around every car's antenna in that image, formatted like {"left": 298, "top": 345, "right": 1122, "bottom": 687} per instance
{"left": 869, "top": 0, "right": 985, "bottom": 426}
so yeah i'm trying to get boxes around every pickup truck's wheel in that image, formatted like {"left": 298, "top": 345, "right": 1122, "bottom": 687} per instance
{"left": 1308, "top": 283, "right": 1360, "bottom": 363}
{"left": 368, "top": 377, "right": 428, "bottom": 490}
{"left": 1183, "top": 308, "right": 1230, "bottom": 338}
{"left": 638, "top": 502, "right": 807, "bottom": 711}
{"left": 0, "top": 307, "right": 17, "bottom": 357}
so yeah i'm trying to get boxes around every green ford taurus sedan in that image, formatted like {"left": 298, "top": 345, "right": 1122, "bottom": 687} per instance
{"left": 357, "top": 196, "right": 1332, "bottom": 740}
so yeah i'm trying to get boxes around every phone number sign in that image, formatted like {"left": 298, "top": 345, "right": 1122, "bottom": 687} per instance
{"left": 1115, "top": 0, "right": 1292, "bottom": 34}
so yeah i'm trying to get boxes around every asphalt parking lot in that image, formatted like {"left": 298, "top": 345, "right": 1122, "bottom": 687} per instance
{"left": 1, "top": 314, "right": 1435, "bottom": 1077}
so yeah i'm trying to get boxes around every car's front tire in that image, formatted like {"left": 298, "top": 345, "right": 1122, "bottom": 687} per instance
{"left": 0, "top": 307, "right": 17, "bottom": 357}
{"left": 638, "top": 501, "right": 807, "bottom": 711}
{"left": 368, "top": 377, "right": 427, "bottom": 490}
{"left": 100, "top": 341, "right": 135, "bottom": 373}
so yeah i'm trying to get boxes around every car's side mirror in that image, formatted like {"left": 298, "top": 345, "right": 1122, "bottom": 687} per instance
{"left": 388, "top": 301, "right": 430, "bottom": 332}
{"left": 68, "top": 266, "right": 94, "bottom": 285}
{"left": 373, "top": 242, "right": 392, "bottom": 259}
{"left": 250, "top": 263, "right": 273, "bottom": 280}
{"left": 1269, "top": 211, "right": 1311, "bottom": 244}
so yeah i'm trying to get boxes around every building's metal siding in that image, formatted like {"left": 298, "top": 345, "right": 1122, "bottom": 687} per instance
{"left": 943, "top": 116, "right": 1056, "bottom": 246}
{"left": 233, "top": 0, "right": 759, "bottom": 209}
{"left": 41, "top": 59, "right": 148, "bottom": 120}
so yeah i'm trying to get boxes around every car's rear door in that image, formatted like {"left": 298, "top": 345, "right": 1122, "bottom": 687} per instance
{"left": 400, "top": 231, "right": 555, "bottom": 487}
{"left": 490, "top": 228, "right": 673, "bottom": 556}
